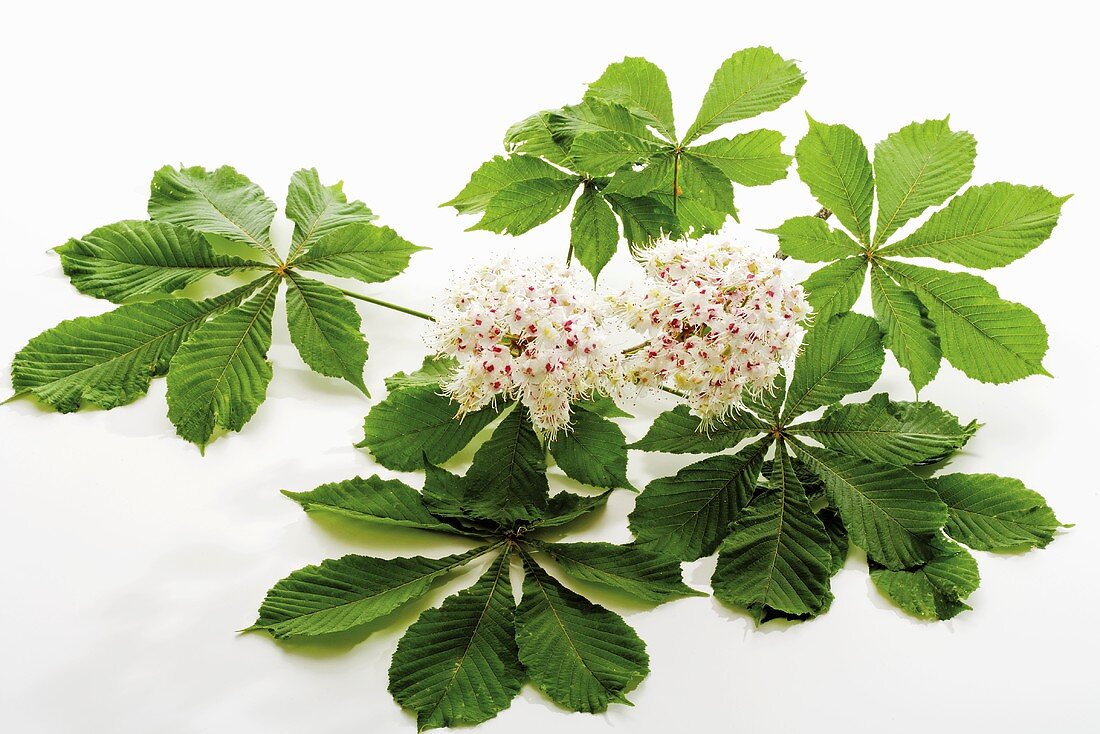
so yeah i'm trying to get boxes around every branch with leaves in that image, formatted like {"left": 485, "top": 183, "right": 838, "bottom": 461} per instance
{"left": 769, "top": 117, "right": 1069, "bottom": 389}
{"left": 250, "top": 402, "right": 697, "bottom": 731}
{"left": 7, "top": 166, "right": 430, "bottom": 449}
{"left": 445, "top": 47, "right": 805, "bottom": 280}
{"left": 630, "top": 312, "right": 1065, "bottom": 621}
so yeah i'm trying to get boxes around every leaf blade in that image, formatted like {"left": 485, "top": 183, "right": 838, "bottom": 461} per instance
{"left": 795, "top": 118, "right": 875, "bottom": 244}
{"left": 683, "top": 47, "right": 805, "bottom": 144}
{"left": 285, "top": 273, "right": 369, "bottom": 393}
{"left": 516, "top": 556, "right": 649, "bottom": 712}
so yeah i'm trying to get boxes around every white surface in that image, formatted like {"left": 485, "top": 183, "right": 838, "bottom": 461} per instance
{"left": 2, "top": 2, "right": 1097, "bottom": 732}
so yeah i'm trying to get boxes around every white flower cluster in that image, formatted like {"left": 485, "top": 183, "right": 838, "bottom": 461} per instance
{"left": 426, "top": 257, "right": 625, "bottom": 435}
{"left": 613, "top": 233, "right": 812, "bottom": 425}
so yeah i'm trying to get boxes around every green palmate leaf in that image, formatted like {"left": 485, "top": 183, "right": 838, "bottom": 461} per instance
{"left": 793, "top": 441, "right": 946, "bottom": 570}
{"left": 765, "top": 216, "right": 862, "bottom": 262}
{"left": 357, "top": 384, "right": 499, "bottom": 472}
{"left": 383, "top": 354, "right": 457, "bottom": 391}
{"left": 870, "top": 537, "right": 980, "bottom": 620}
{"left": 10, "top": 282, "right": 256, "bottom": 412}
{"left": 251, "top": 547, "right": 489, "bottom": 639}
{"left": 516, "top": 556, "right": 649, "bottom": 712}
{"left": 537, "top": 489, "right": 613, "bottom": 528}
{"left": 879, "top": 183, "right": 1069, "bottom": 268}
{"left": 604, "top": 193, "right": 680, "bottom": 249}
{"left": 629, "top": 403, "right": 768, "bottom": 454}
{"left": 548, "top": 406, "right": 631, "bottom": 489}
{"left": 872, "top": 118, "right": 977, "bottom": 246}
{"left": 796, "top": 117, "right": 875, "bottom": 244}
{"left": 690, "top": 130, "right": 791, "bottom": 186}
{"left": 56, "top": 220, "right": 263, "bottom": 303}
{"left": 281, "top": 475, "right": 465, "bottom": 535}
{"left": 570, "top": 187, "right": 619, "bottom": 280}
{"left": 781, "top": 312, "right": 884, "bottom": 423}
{"left": 285, "top": 273, "right": 369, "bottom": 393}
{"left": 291, "top": 223, "right": 425, "bottom": 283}
{"left": 284, "top": 167, "right": 376, "bottom": 260}
{"left": 504, "top": 111, "right": 575, "bottom": 168}
{"left": 683, "top": 47, "right": 805, "bottom": 145}
{"left": 880, "top": 260, "right": 1049, "bottom": 382}
{"left": 652, "top": 192, "right": 730, "bottom": 235}
{"left": 712, "top": 443, "right": 833, "bottom": 621}
{"left": 470, "top": 176, "right": 580, "bottom": 235}
{"left": 869, "top": 265, "right": 941, "bottom": 391}
{"left": 933, "top": 473, "right": 1064, "bottom": 551}
{"left": 792, "top": 393, "right": 977, "bottom": 466}
{"left": 389, "top": 551, "right": 522, "bottom": 731}
{"left": 149, "top": 165, "right": 279, "bottom": 261}
{"left": 587, "top": 56, "right": 676, "bottom": 141}
{"left": 15, "top": 165, "right": 421, "bottom": 447}
{"left": 802, "top": 257, "right": 867, "bottom": 320}
{"left": 165, "top": 276, "right": 280, "bottom": 446}
{"left": 630, "top": 437, "right": 772, "bottom": 561}
{"left": 464, "top": 407, "right": 550, "bottom": 524}
{"left": 535, "top": 541, "right": 703, "bottom": 603}
{"left": 443, "top": 155, "right": 573, "bottom": 214}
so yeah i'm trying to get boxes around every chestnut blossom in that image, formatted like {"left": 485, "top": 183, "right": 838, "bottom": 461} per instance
{"left": 427, "top": 257, "right": 625, "bottom": 435}
{"left": 613, "top": 232, "right": 812, "bottom": 425}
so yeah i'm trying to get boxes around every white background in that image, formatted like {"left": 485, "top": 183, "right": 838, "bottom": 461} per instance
{"left": 2, "top": 2, "right": 1097, "bottom": 732}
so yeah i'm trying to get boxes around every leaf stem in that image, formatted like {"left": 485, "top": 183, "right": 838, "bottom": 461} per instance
{"left": 337, "top": 288, "right": 436, "bottom": 322}
{"left": 566, "top": 242, "right": 574, "bottom": 266}
{"left": 621, "top": 340, "right": 650, "bottom": 356}
{"left": 659, "top": 384, "right": 688, "bottom": 399}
